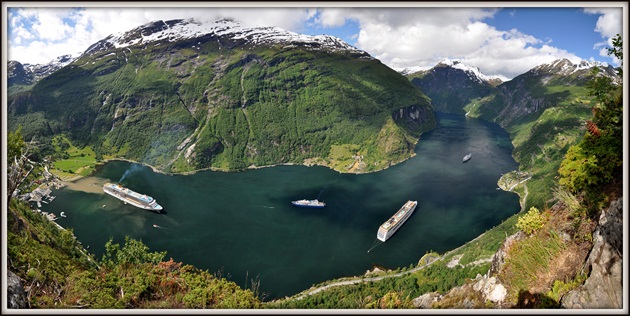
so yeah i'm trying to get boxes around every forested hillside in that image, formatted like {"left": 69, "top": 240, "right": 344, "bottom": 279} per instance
{"left": 408, "top": 58, "right": 620, "bottom": 209}
{"left": 8, "top": 19, "right": 435, "bottom": 175}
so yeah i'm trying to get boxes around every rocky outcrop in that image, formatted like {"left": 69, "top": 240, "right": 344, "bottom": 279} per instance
{"left": 7, "top": 270, "right": 27, "bottom": 308}
{"left": 561, "top": 198, "right": 623, "bottom": 309}
{"left": 473, "top": 275, "right": 507, "bottom": 304}
{"left": 489, "top": 231, "right": 526, "bottom": 277}
{"left": 418, "top": 274, "right": 509, "bottom": 308}
{"left": 412, "top": 292, "right": 442, "bottom": 308}
{"left": 392, "top": 104, "right": 436, "bottom": 135}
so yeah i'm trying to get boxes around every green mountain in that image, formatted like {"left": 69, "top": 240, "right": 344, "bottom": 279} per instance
{"left": 8, "top": 19, "right": 435, "bottom": 174}
{"left": 407, "top": 58, "right": 619, "bottom": 208}
{"left": 406, "top": 59, "right": 500, "bottom": 114}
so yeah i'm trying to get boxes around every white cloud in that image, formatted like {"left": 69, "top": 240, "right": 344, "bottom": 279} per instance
{"left": 7, "top": 7, "right": 312, "bottom": 64}
{"left": 583, "top": 8, "right": 622, "bottom": 67}
{"left": 312, "top": 8, "right": 582, "bottom": 79}
{"left": 584, "top": 8, "right": 623, "bottom": 39}
{"left": 6, "top": 6, "right": 620, "bottom": 79}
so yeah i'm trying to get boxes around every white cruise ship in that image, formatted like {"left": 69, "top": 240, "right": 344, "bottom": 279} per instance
{"left": 103, "top": 183, "right": 163, "bottom": 212}
{"left": 377, "top": 200, "right": 417, "bottom": 242}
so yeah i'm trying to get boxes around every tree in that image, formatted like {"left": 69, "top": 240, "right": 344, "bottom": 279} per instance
{"left": 101, "top": 236, "right": 166, "bottom": 269}
{"left": 7, "top": 127, "right": 32, "bottom": 205}
{"left": 608, "top": 34, "right": 622, "bottom": 76}
{"left": 558, "top": 33, "right": 623, "bottom": 209}
{"left": 8, "top": 126, "right": 26, "bottom": 160}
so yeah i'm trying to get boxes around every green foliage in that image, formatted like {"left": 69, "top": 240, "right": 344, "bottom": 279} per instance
{"left": 499, "top": 230, "right": 566, "bottom": 300}
{"left": 270, "top": 260, "right": 489, "bottom": 309}
{"left": 8, "top": 39, "right": 434, "bottom": 175}
{"left": 8, "top": 196, "right": 261, "bottom": 308}
{"left": 457, "top": 214, "right": 519, "bottom": 265}
{"left": 558, "top": 145, "right": 599, "bottom": 193}
{"left": 546, "top": 273, "right": 588, "bottom": 304}
{"left": 7, "top": 199, "right": 97, "bottom": 307}
{"left": 608, "top": 34, "right": 622, "bottom": 76}
{"left": 101, "top": 236, "right": 166, "bottom": 269}
{"left": 8, "top": 126, "right": 26, "bottom": 160}
{"left": 516, "top": 207, "right": 546, "bottom": 235}
{"left": 552, "top": 187, "right": 586, "bottom": 218}
{"left": 558, "top": 34, "right": 623, "bottom": 209}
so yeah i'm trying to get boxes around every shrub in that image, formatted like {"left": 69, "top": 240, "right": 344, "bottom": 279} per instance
{"left": 516, "top": 207, "right": 546, "bottom": 235}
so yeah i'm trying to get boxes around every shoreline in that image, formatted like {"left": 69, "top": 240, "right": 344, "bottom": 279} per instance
{"left": 58, "top": 153, "right": 419, "bottom": 183}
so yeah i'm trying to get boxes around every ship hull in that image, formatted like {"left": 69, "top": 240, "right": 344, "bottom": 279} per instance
{"left": 291, "top": 203, "right": 325, "bottom": 208}
{"left": 377, "top": 201, "right": 417, "bottom": 242}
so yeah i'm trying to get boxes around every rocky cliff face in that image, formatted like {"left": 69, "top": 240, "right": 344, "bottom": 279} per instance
{"left": 7, "top": 270, "right": 28, "bottom": 308}
{"left": 8, "top": 61, "right": 33, "bottom": 86}
{"left": 480, "top": 59, "right": 618, "bottom": 128}
{"left": 412, "top": 197, "right": 622, "bottom": 309}
{"left": 561, "top": 198, "right": 623, "bottom": 309}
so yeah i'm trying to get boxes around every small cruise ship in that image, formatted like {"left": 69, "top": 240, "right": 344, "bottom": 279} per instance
{"left": 463, "top": 153, "right": 472, "bottom": 163}
{"left": 291, "top": 199, "right": 326, "bottom": 208}
{"left": 377, "top": 200, "right": 418, "bottom": 242}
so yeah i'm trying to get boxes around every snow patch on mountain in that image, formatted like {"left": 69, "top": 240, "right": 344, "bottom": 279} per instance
{"left": 534, "top": 58, "right": 610, "bottom": 76}
{"left": 397, "top": 65, "right": 431, "bottom": 76}
{"left": 437, "top": 59, "right": 502, "bottom": 84}
{"left": 89, "top": 18, "right": 367, "bottom": 56}
{"left": 397, "top": 59, "right": 505, "bottom": 83}
{"left": 9, "top": 51, "right": 83, "bottom": 84}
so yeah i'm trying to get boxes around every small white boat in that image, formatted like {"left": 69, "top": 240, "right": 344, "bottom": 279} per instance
{"left": 60, "top": 212, "right": 66, "bottom": 217}
{"left": 463, "top": 153, "right": 472, "bottom": 163}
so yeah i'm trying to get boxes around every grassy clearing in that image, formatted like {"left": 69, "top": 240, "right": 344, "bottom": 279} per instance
{"left": 50, "top": 135, "right": 100, "bottom": 177}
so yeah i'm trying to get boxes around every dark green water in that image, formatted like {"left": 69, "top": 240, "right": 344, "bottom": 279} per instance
{"left": 42, "top": 112, "right": 520, "bottom": 300}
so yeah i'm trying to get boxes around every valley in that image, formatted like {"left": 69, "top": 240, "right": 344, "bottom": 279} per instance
{"left": 5, "top": 15, "right": 623, "bottom": 310}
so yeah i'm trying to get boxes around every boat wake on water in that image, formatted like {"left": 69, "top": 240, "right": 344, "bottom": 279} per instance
{"left": 367, "top": 239, "right": 383, "bottom": 253}
{"left": 153, "top": 224, "right": 164, "bottom": 229}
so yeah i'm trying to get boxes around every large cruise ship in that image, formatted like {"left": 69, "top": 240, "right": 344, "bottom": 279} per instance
{"left": 377, "top": 200, "right": 418, "bottom": 242}
{"left": 103, "top": 183, "right": 163, "bottom": 212}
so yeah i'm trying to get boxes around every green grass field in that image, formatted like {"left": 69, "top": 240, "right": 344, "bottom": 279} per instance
{"left": 51, "top": 135, "right": 101, "bottom": 177}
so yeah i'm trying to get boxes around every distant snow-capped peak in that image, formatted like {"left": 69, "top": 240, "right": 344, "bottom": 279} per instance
{"left": 12, "top": 51, "right": 83, "bottom": 82}
{"left": 86, "top": 18, "right": 367, "bottom": 56}
{"left": 533, "top": 58, "right": 610, "bottom": 76}
{"left": 436, "top": 59, "right": 500, "bottom": 84}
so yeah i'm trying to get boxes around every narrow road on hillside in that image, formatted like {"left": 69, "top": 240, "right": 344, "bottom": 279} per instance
{"left": 292, "top": 254, "right": 440, "bottom": 301}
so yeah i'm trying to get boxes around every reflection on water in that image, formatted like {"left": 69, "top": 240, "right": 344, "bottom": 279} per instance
{"left": 43, "top": 112, "right": 521, "bottom": 299}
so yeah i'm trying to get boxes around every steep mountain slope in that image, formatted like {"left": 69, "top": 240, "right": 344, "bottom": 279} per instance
{"left": 406, "top": 60, "right": 501, "bottom": 114}
{"left": 476, "top": 59, "right": 618, "bottom": 208}
{"left": 406, "top": 58, "right": 619, "bottom": 208}
{"left": 8, "top": 18, "right": 435, "bottom": 174}
{"left": 472, "top": 59, "right": 618, "bottom": 127}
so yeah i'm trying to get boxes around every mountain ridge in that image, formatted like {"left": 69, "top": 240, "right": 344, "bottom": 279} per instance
{"left": 8, "top": 18, "right": 435, "bottom": 175}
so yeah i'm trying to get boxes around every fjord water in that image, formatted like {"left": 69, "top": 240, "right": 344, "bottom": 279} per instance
{"left": 43, "top": 112, "right": 520, "bottom": 300}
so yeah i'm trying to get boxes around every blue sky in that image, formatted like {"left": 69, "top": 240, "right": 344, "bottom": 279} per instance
{"left": 4, "top": 3, "right": 625, "bottom": 80}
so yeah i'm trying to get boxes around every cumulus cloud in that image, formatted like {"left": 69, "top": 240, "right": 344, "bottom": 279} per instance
{"left": 584, "top": 8, "right": 623, "bottom": 65}
{"left": 312, "top": 8, "right": 584, "bottom": 79}
{"left": 8, "top": 7, "right": 312, "bottom": 64}
{"left": 584, "top": 8, "right": 623, "bottom": 38}
{"left": 6, "top": 5, "right": 622, "bottom": 79}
